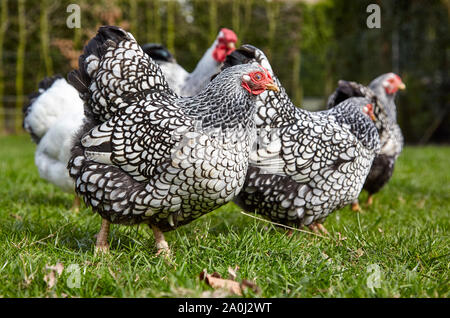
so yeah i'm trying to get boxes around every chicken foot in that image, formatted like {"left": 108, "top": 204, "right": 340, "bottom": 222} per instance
{"left": 95, "top": 218, "right": 111, "bottom": 255}
{"left": 150, "top": 224, "right": 171, "bottom": 256}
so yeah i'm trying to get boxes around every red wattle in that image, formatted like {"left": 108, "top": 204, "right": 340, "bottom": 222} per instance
{"left": 385, "top": 86, "right": 398, "bottom": 95}
{"left": 241, "top": 81, "right": 251, "bottom": 94}
{"left": 213, "top": 44, "right": 235, "bottom": 63}
{"left": 241, "top": 81, "right": 265, "bottom": 96}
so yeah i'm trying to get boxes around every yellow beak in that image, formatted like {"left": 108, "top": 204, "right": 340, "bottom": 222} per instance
{"left": 227, "top": 42, "right": 236, "bottom": 50}
{"left": 398, "top": 82, "right": 406, "bottom": 90}
{"left": 265, "top": 81, "right": 280, "bottom": 93}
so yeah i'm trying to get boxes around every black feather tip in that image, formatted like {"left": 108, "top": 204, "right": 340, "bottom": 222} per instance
{"left": 327, "top": 80, "right": 366, "bottom": 109}
{"left": 67, "top": 26, "right": 129, "bottom": 99}
{"left": 222, "top": 44, "right": 257, "bottom": 70}
{"left": 210, "top": 44, "right": 258, "bottom": 81}
{"left": 141, "top": 43, "right": 175, "bottom": 63}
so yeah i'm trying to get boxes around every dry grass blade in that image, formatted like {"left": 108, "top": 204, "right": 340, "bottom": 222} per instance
{"left": 228, "top": 265, "right": 239, "bottom": 280}
{"left": 239, "top": 211, "right": 331, "bottom": 239}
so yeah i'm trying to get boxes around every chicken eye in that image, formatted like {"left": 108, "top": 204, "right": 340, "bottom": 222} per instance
{"left": 252, "top": 72, "right": 263, "bottom": 82}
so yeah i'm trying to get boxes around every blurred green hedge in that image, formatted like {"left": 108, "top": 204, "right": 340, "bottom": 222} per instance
{"left": 0, "top": 0, "right": 448, "bottom": 143}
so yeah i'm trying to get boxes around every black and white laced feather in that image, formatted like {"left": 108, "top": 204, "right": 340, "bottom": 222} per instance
{"left": 327, "top": 75, "right": 404, "bottom": 196}
{"left": 222, "top": 45, "right": 381, "bottom": 227}
{"left": 67, "top": 26, "right": 268, "bottom": 232}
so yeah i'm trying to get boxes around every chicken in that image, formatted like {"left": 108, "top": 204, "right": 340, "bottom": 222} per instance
{"left": 66, "top": 26, "right": 279, "bottom": 254}
{"left": 23, "top": 75, "right": 85, "bottom": 210}
{"left": 141, "top": 43, "right": 176, "bottom": 64}
{"left": 22, "top": 43, "right": 179, "bottom": 211}
{"left": 141, "top": 28, "right": 238, "bottom": 96}
{"left": 220, "top": 45, "right": 380, "bottom": 234}
{"left": 327, "top": 73, "right": 405, "bottom": 209}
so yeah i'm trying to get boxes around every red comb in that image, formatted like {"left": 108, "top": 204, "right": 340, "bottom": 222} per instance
{"left": 220, "top": 28, "right": 238, "bottom": 43}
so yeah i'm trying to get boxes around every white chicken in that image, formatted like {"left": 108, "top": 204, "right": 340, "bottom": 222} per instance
{"left": 142, "top": 28, "right": 238, "bottom": 96}
{"left": 23, "top": 75, "right": 84, "bottom": 209}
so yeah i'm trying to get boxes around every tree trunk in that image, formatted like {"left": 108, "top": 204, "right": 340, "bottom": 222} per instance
{"left": 73, "top": 22, "right": 82, "bottom": 51}
{"left": 145, "top": 0, "right": 152, "bottom": 43}
{"left": 292, "top": 50, "right": 302, "bottom": 106}
{"left": 291, "top": 5, "right": 303, "bottom": 106}
{"left": 129, "top": 0, "right": 138, "bottom": 39}
{"left": 40, "top": 0, "right": 53, "bottom": 76}
{"left": 0, "top": 0, "right": 8, "bottom": 133}
{"left": 166, "top": 0, "right": 175, "bottom": 57}
{"left": 153, "top": 0, "right": 161, "bottom": 44}
{"left": 209, "top": 0, "right": 218, "bottom": 44}
{"left": 232, "top": 0, "right": 240, "bottom": 38}
{"left": 266, "top": 0, "right": 280, "bottom": 61}
{"left": 73, "top": 0, "right": 82, "bottom": 51}
{"left": 15, "top": 0, "right": 26, "bottom": 133}
{"left": 241, "top": 0, "right": 252, "bottom": 40}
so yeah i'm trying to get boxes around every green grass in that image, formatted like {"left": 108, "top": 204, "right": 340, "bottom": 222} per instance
{"left": 0, "top": 135, "right": 448, "bottom": 298}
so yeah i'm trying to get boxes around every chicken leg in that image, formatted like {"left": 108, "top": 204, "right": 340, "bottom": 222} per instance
{"left": 366, "top": 195, "right": 374, "bottom": 206}
{"left": 95, "top": 218, "right": 111, "bottom": 254}
{"left": 150, "top": 224, "right": 170, "bottom": 256}
{"left": 71, "top": 195, "right": 81, "bottom": 212}
{"left": 351, "top": 200, "right": 361, "bottom": 212}
{"left": 308, "top": 223, "right": 329, "bottom": 236}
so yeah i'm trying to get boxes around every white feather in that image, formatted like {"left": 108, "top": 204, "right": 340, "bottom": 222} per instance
{"left": 25, "top": 78, "right": 85, "bottom": 193}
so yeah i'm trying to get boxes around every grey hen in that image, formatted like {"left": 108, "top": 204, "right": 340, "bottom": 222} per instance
{"left": 221, "top": 45, "right": 380, "bottom": 234}
{"left": 67, "top": 27, "right": 278, "bottom": 254}
{"left": 327, "top": 73, "right": 405, "bottom": 209}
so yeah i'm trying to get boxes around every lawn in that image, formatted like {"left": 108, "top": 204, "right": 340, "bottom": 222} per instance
{"left": 0, "top": 135, "right": 448, "bottom": 298}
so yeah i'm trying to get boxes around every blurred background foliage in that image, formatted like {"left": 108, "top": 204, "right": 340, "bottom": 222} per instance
{"left": 0, "top": 0, "right": 448, "bottom": 143}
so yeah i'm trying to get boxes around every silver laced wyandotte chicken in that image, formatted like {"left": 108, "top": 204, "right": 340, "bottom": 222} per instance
{"left": 220, "top": 45, "right": 380, "bottom": 235}
{"left": 22, "top": 43, "right": 180, "bottom": 213}
{"left": 141, "top": 28, "right": 238, "bottom": 96}
{"left": 23, "top": 75, "right": 85, "bottom": 211}
{"left": 67, "top": 26, "right": 279, "bottom": 254}
{"left": 327, "top": 73, "right": 405, "bottom": 210}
